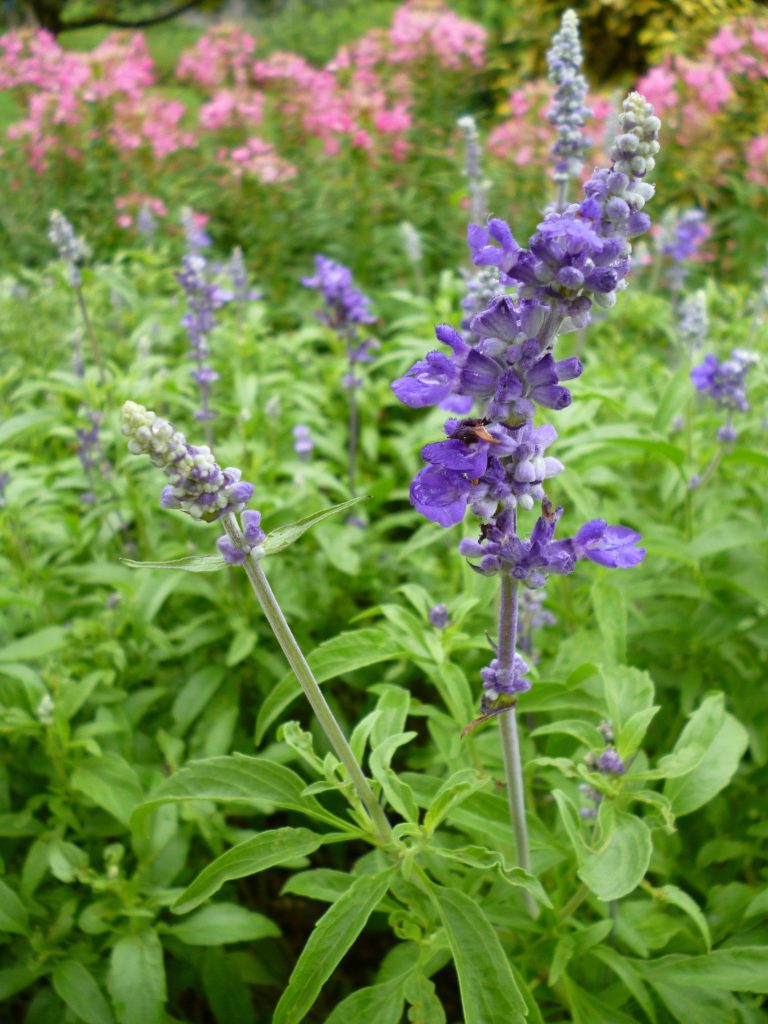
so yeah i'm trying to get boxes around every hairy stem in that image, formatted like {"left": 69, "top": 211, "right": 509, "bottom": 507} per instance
{"left": 222, "top": 515, "right": 392, "bottom": 845}
{"left": 556, "top": 178, "right": 568, "bottom": 212}
{"left": 347, "top": 344, "right": 358, "bottom": 496}
{"left": 497, "top": 571, "right": 538, "bottom": 918}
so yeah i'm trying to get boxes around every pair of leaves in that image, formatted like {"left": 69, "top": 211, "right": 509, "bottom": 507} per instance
{"left": 122, "top": 497, "right": 367, "bottom": 573}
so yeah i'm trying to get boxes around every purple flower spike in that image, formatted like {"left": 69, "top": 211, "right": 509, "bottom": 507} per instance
{"left": 573, "top": 521, "right": 646, "bottom": 568}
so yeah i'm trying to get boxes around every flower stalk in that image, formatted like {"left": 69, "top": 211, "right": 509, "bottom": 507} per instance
{"left": 220, "top": 512, "right": 392, "bottom": 845}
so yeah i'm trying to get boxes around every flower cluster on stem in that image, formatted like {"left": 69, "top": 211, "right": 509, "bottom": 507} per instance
{"left": 392, "top": 89, "right": 658, "bottom": 903}
{"left": 302, "top": 255, "right": 376, "bottom": 494}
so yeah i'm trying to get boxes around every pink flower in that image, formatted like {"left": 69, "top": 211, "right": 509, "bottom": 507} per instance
{"left": 707, "top": 26, "right": 743, "bottom": 59}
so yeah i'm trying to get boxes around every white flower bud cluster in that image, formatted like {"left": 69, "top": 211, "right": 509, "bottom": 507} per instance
{"left": 121, "top": 401, "right": 253, "bottom": 521}
{"left": 610, "top": 92, "right": 661, "bottom": 181}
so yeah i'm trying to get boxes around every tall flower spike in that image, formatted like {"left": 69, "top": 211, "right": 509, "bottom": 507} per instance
{"left": 121, "top": 401, "right": 253, "bottom": 521}
{"left": 457, "top": 114, "right": 488, "bottom": 226}
{"left": 547, "top": 9, "right": 591, "bottom": 202}
{"left": 48, "top": 210, "right": 90, "bottom": 288}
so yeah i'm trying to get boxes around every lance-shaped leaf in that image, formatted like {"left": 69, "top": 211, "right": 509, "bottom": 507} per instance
{"left": 121, "top": 554, "right": 227, "bottom": 573}
{"left": 262, "top": 497, "right": 369, "bottom": 555}
{"left": 131, "top": 754, "right": 347, "bottom": 834}
{"left": 173, "top": 828, "right": 346, "bottom": 914}
{"left": 425, "top": 882, "right": 527, "bottom": 1023}
{"left": 273, "top": 866, "right": 397, "bottom": 1024}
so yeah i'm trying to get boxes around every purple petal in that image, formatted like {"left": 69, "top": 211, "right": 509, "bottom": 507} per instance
{"left": 409, "top": 465, "right": 469, "bottom": 527}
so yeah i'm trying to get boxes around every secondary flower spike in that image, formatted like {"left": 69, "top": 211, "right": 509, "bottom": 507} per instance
{"left": 547, "top": 9, "right": 591, "bottom": 190}
{"left": 121, "top": 401, "right": 253, "bottom": 521}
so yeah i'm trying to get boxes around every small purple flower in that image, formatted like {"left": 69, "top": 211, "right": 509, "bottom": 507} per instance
{"left": 596, "top": 748, "right": 625, "bottom": 775}
{"left": 428, "top": 604, "right": 450, "bottom": 629}
{"left": 691, "top": 349, "right": 756, "bottom": 414}
{"left": 217, "top": 509, "right": 266, "bottom": 564}
{"left": 293, "top": 424, "right": 314, "bottom": 459}
{"left": 572, "top": 520, "right": 646, "bottom": 569}
{"left": 481, "top": 653, "right": 531, "bottom": 701}
{"left": 178, "top": 250, "right": 232, "bottom": 427}
{"left": 302, "top": 255, "right": 374, "bottom": 329}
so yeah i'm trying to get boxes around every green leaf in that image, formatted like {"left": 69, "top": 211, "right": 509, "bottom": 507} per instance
{"left": 601, "top": 665, "right": 655, "bottom": 732}
{"left": 107, "top": 930, "right": 166, "bottom": 1024}
{"left": 430, "top": 846, "right": 552, "bottom": 908}
{"left": 662, "top": 694, "right": 748, "bottom": 815}
{"left": 255, "top": 629, "right": 407, "bottom": 743}
{"left": 164, "top": 903, "right": 280, "bottom": 945}
{"left": 202, "top": 949, "right": 256, "bottom": 1024}
{"left": 652, "top": 885, "right": 711, "bottom": 950}
{"left": 564, "top": 975, "right": 639, "bottom": 1024}
{"left": 52, "top": 960, "right": 114, "bottom": 1024}
{"left": 578, "top": 810, "right": 652, "bottom": 902}
{"left": 262, "top": 497, "right": 368, "bottom": 555}
{"left": 173, "top": 828, "right": 337, "bottom": 914}
{"left": 121, "top": 554, "right": 227, "bottom": 573}
{"left": 0, "top": 626, "right": 66, "bottom": 664}
{"left": 0, "top": 410, "right": 56, "bottom": 444}
{"left": 131, "top": 754, "right": 338, "bottom": 833}
{"left": 591, "top": 579, "right": 626, "bottom": 663}
{"left": 427, "top": 884, "right": 527, "bottom": 1024}
{"left": 531, "top": 719, "right": 606, "bottom": 748}
{"left": 273, "top": 866, "right": 397, "bottom": 1024}
{"left": 423, "top": 770, "right": 487, "bottom": 834}
{"left": 0, "top": 879, "right": 29, "bottom": 935}
{"left": 639, "top": 947, "right": 768, "bottom": 992}
{"left": 619, "top": 707, "right": 660, "bottom": 760}
{"left": 589, "top": 947, "right": 657, "bottom": 1024}
{"left": 325, "top": 973, "right": 409, "bottom": 1024}
{"left": 404, "top": 970, "right": 446, "bottom": 1024}
{"left": 70, "top": 753, "right": 143, "bottom": 826}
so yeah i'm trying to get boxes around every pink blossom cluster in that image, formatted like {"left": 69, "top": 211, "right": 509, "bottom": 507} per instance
{"left": 487, "top": 81, "right": 613, "bottom": 172}
{"left": 199, "top": 87, "right": 264, "bottom": 131}
{"left": 176, "top": 24, "right": 256, "bottom": 88}
{"left": 114, "top": 193, "right": 167, "bottom": 229}
{"left": 636, "top": 17, "right": 768, "bottom": 176}
{"left": 111, "top": 95, "right": 195, "bottom": 160}
{"left": 387, "top": 0, "right": 486, "bottom": 68}
{"left": 216, "top": 136, "right": 297, "bottom": 183}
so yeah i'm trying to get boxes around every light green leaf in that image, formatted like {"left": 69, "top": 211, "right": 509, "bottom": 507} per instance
{"left": 0, "top": 879, "right": 29, "bottom": 935}
{"left": 564, "top": 975, "right": 639, "bottom": 1024}
{"left": 578, "top": 810, "right": 652, "bottom": 902}
{"left": 173, "top": 828, "right": 338, "bottom": 914}
{"left": 107, "top": 930, "right": 166, "bottom": 1024}
{"left": 663, "top": 694, "right": 748, "bottom": 814}
{"left": 423, "top": 770, "right": 487, "bottom": 834}
{"left": 430, "top": 846, "right": 552, "bottom": 908}
{"left": 0, "top": 626, "right": 67, "bottom": 664}
{"left": 601, "top": 665, "right": 655, "bottom": 732}
{"left": 427, "top": 884, "right": 527, "bottom": 1024}
{"left": 121, "top": 554, "right": 226, "bottom": 573}
{"left": 165, "top": 903, "right": 280, "bottom": 945}
{"left": 619, "top": 707, "right": 660, "bottom": 759}
{"left": 591, "top": 579, "right": 626, "bottom": 663}
{"left": 653, "top": 885, "right": 711, "bottom": 950}
{"left": 0, "top": 410, "right": 56, "bottom": 444}
{"left": 255, "top": 629, "right": 407, "bottom": 743}
{"left": 52, "top": 960, "right": 114, "bottom": 1024}
{"left": 325, "top": 973, "right": 409, "bottom": 1024}
{"left": 404, "top": 970, "right": 446, "bottom": 1024}
{"left": 531, "top": 719, "right": 606, "bottom": 748}
{"left": 131, "top": 754, "right": 338, "bottom": 833}
{"left": 273, "top": 866, "right": 397, "bottom": 1024}
{"left": 262, "top": 497, "right": 368, "bottom": 555}
{"left": 639, "top": 947, "right": 768, "bottom": 992}
{"left": 71, "top": 753, "right": 143, "bottom": 826}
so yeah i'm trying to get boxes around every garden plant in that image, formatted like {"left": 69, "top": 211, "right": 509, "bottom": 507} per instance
{"left": 0, "top": 3, "right": 767, "bottom": 1023}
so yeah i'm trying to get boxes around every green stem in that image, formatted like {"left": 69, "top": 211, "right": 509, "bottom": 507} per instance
{"left": 75, "top": 285, "right": 106, "bottom": 386}
{"left": 497, "top": 572, "right": 538, "bottom": 918}
{"left": 222, "top": 514, "right": 392, "bottom": 846}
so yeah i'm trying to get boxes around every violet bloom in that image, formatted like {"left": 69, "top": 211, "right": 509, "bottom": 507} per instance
{"left": 76, "top": 410, "right": 104, "bottom": 504}
{"left": 177, "top": 250, "right": 232, "bottom": 431}
{"left": 596, "top": 748, "right": 625, "bottom": 775}
{"left": 547, "top": 9, "right": 591, "bottom": 198}
{"left": 228, "top": 246, "right": 262, "bottom": 305}
{"left": 217, "top": 510, "right": 266, "bottom": 565}
{"left": 428, "top": 603, "right": 450, "bottom": 629}
{"left": 48, "top": 210, "right": 89, "bottom": 288}
{"left": 302, "top": 255, "right": 376, "bottom": 494}
{"left": 293, "top": 424, "right": 314, "bottom": 460}
{"left": 691, "top": 349, "right": 757, "bottom": 414}
{"left": 121, "top": 401, "right": 253, "bottom": 522}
